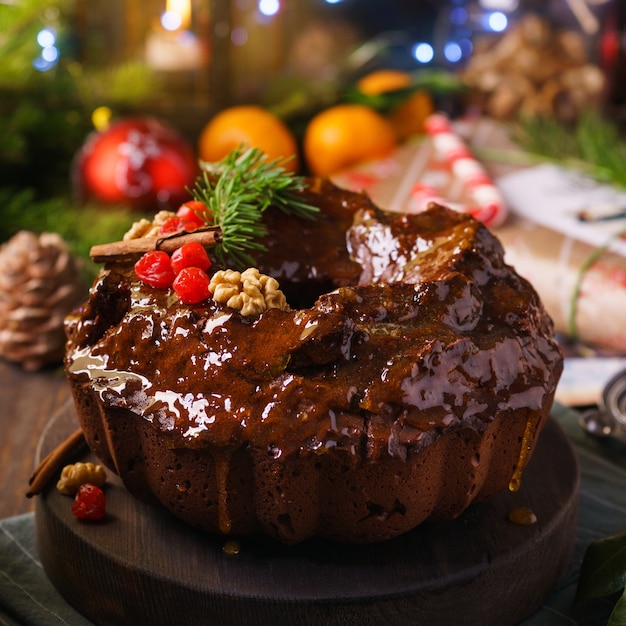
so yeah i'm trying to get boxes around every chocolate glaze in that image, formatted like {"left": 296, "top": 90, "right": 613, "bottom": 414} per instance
{"left": 64, "top": 180, "right": 563, "bottom": 543}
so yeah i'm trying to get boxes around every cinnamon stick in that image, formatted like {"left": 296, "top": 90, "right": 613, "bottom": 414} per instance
{"left": 90, "top": 227, "right": 222, "bottom": 263}
{"left": 26, "top": 428, "right": 86, "bottom": 497}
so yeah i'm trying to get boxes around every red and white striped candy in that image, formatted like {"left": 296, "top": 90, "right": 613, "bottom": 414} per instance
{"left": 423, "top": 113, "right": 507, "bottom": 227}
{"left": 408, "top": 182, "right": 468, "bottom": 215}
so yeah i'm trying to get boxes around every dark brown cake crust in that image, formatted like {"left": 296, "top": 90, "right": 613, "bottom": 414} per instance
{"left": 64, "top": 181, "right": 563, "bottom": 544}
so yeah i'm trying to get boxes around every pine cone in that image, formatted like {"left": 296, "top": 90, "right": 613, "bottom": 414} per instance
{"left": 0, "top": 231, "right": 86, "bottom": 371}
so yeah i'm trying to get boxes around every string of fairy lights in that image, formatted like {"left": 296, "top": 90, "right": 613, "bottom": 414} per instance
{"left": 32, "top": 0, "right": 610, "bottom": 73}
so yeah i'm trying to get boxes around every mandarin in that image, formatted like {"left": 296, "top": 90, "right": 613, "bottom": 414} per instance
{"left": 356, "top": 69, "right": 412, "bottom": 95}
{"left": 198, "top": 105, "right": 299, "bottom": 173}
{"left": 303, "top": 104, "right": 396, "bottom": 177}
{"left": 389, "top": 90, "right": 435, "bottom": 139}
{"left": 357, "top": 69, "right": 435, "bottom": 139}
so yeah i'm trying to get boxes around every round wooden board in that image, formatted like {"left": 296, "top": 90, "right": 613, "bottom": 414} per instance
{"left": 35, "top": 401, "right": 579, "bottom": 626}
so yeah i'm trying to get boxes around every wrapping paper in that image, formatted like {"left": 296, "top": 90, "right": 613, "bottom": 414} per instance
{"left": 497, "top": 218, "right": 626, "bottom": 352}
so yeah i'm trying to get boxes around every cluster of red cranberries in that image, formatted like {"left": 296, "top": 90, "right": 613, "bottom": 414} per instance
{"left": 72, "top": 203, "right": 215, "bottom": 522}
{"left": 134, "top": 201, "right": 214, "bottom": 304}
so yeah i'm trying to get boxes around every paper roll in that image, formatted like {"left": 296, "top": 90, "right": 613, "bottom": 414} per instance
{"left": 498, "top": 217, "right": 626, "bottom": 353}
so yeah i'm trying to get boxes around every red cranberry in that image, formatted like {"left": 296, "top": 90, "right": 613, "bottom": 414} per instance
{"left": 134, "top": 250, "right": 176, "bottom": 288}
{"left": 173, "top": 266, "right": 212, "bottom": 304}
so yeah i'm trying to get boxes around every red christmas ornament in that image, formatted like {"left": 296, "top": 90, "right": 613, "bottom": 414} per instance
{"left": 72, "top": 116, "right": 198, "bottom": 210}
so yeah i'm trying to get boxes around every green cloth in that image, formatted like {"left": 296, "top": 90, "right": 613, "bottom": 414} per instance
{"left": 1, "top": 403, "right": 624, "bottom": 625}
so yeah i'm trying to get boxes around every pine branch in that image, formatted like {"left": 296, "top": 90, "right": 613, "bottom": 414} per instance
{"left": 192, "top": 147, "right": 318, "bottom": 268}
{"left": 513, "top": 111, "right": 626, "bottom": 191}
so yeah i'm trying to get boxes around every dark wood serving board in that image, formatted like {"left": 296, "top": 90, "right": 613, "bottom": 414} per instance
{"left": 35, "top": 401, "right": 579, "bottom": 626}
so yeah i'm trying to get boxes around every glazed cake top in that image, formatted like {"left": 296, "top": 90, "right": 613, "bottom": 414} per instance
{"left": 65, "top": 182, "right": 562, "bottom": 461}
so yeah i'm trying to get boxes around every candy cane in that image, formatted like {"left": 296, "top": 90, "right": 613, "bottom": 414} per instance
{"left": 423, "top": 113, "right": 507, "bottom": 227}
{"left": 408, "top": 182, "right": 466, "bottom": 215}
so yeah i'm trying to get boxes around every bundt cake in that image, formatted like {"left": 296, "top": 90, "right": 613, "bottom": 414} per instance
{"left": 64, "top": 175, "right": 563, "bottom": 544}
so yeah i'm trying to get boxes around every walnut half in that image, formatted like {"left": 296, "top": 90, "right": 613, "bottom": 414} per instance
{"left": 57, "top": 462, "right": 107, "bottom": 495}
{"left": 209, "top": 267, "right": 288, "bottom": 316}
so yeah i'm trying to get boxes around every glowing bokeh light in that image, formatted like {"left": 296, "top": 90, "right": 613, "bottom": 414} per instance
{"left": 444, "top": 41, "right": 463, "bottom": 63}
{"left": 325, "top": 0, "right": 343, "bottom": 4}
{"left": 487, "top": 11, "right": 508, "bottom": 32}
{"left": 41, "top": 46, "right": 59, "bottom": 63}
{"left": 37, "top": 28, "right": 56, "bottom": 48}
{"left": 258, "top": 0, "right": 280, "bottom": 16}
{"left": 92, "top": 106, "right": 113, "bottom": 132}
{"left": 32, "top": 56, "right": 55, "bottom": 71}
{"left": 161, "top": 10, "right": 183, "bottom": 31}
{"left": 413, "top": 42, "right": 434, "bottom": 64}
{"left": 32, "top": 57, "right": 46, "bottom": 71}
{"left": 450, "top": 7, "right": 468, "bottom": 26}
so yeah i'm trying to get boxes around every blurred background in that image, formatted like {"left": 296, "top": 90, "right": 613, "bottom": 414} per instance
{"left": 1, "top": 0, "right": 618, "bottom": 203}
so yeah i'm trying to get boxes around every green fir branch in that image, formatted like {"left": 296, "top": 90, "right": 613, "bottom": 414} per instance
{"left": 193, "top": 147, "right": 318, "bottom": 268}
{"left": 513, "top": 111, "right": 626, "bottom": 191}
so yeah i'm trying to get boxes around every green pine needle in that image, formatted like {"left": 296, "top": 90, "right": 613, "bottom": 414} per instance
{"left": 513, "top": 111, "right": 626, "bottom": 191}
{"left": 192, "top": 146, "right": 318, "bottom": 268}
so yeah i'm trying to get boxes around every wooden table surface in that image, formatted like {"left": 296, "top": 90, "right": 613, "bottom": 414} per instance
{"left": 0, "top": 359, "right": 72, "bottom": 519}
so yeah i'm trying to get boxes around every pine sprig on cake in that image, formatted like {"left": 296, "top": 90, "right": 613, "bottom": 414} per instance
{"left": 193, "top": 146, "right": 319, "bottom": 268}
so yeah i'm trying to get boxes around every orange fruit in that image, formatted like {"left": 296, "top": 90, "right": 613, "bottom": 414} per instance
{"left": 198, "top": 105, "right": 299, "bottom": 173}
{"left": 303, "top": 104, "right": 397, "bottom": 177}
{"left": 356, "top": 69, "right": 412, "bottom": 95}
{"left": 389, "top": 90, "right": 435, "bottom": 140}
{"left": 356, "top": 69, "right": 435, "bottom": 140}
